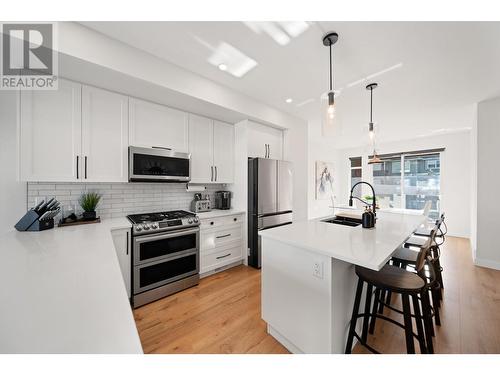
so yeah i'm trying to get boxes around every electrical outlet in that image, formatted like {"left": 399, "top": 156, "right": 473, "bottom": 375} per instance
{"left": 313, "top": 261, "right": 324, "bottom": 279}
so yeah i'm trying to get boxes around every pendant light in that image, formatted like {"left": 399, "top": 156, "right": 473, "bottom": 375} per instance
{"left": 322, "top": 32, "right": 338, "bottom": 137}
{"left": 366, "top": 83, "right": 383, "bottom": 165}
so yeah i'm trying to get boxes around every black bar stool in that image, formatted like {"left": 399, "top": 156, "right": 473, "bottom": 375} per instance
{"left": 390, "top": 229, "right": 442, "bottom": 327}
{"left": 345, "top": 239, "right": 435, "bottom": 354}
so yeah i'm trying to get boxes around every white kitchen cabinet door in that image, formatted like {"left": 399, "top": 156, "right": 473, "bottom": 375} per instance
{"left": 213, "top": 120, "right": 234, "bottom": 183}
{"left": 188, "top": 114, "right": 214, "bottom": 183}
{"left": 20, "top": 79, "right": 82, "bottom": 181}
{"left": 111, "top": 229, "right": 131, "bottom": 298}
{"left": 82, "top": 85, "right": 129, "bottom": 182}
{"left": 129, "top": 98, "right": 189, "bottom": 152}
{"left": 247, "top": 120, "right": 283, "bottom": 160}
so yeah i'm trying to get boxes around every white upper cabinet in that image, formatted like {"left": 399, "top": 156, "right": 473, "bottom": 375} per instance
{"left": 213, "top": 120, "right": 234, "bottom": 183}
{"left": 129, "top": 98, "right": 189, "bottom": 153}
{"left": 247, "top": 120, "right": 283, "bottom": 160}
{"left": 188, "top": 115, "right": 234, "bottom": 184}
{"left": 82, "top": 85, "right": 129, "bottom": 182}
{"left": 188, "top": 114, "right": 214, "bottom": 183}
{"left": 20, "top": 79, "right": 82, "bottom": 181}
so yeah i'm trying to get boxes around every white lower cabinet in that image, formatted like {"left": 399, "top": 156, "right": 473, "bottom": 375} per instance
{"left": 111, "top": 229, "right": 131, "bottom": 298}
{"left": 199, "top": 213, "right": 245, "bottom": 276}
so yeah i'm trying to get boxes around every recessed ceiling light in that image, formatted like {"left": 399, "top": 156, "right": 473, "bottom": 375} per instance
{"left": 285, "top": 98, "right": 293, "bottom": 103}
{"left": 218, "top": 63, "right": 228, "bottom": 71}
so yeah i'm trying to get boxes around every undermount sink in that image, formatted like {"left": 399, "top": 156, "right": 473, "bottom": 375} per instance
{"left": 321, "top": 215, "right": 363, "bottom": 227}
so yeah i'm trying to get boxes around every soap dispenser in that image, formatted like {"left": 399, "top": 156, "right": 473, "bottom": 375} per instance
{"left": 362, "top": 206, "right": 373, "bottom": 228}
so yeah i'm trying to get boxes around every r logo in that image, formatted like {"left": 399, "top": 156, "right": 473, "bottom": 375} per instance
{"left": 2, "top": 23, "right": 53, "bottom": 75}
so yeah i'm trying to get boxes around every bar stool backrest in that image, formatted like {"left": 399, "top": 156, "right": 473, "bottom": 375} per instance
{"left": 415, "top": 231, "right": 435, "bottom": 277}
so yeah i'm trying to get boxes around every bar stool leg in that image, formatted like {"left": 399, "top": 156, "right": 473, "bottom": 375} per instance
{"left": 401, "top": 293, "right": 416, "bottom": 354}
{"left": 362, "top": 283, "right": 373, "bottom": 343}
{"left": 411, "top": 294, "right": 427, "bottom": 354}
{"left": 378, "top": 289, "right": 386, "bottom": 314}
{"left": 420, "top": 290, "right": 435, "bottom": 353}
{"left": 345, "top": 278, "right": 364, "bottom": 354}
{"left": 369, "top": 288, "right": 381, "bottom": 334}
{"left": 431, "top": 287, "right": 441, "bottom": 326}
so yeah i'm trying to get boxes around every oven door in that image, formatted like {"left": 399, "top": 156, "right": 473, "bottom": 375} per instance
{"left": 133, "top": 250, "right": 199, "bottom": 294}
{"left": 129, "top": 146, "right": 191, "bottom": 182}
{"left": 133, "top": 227, "right": 199, "bottom": 266}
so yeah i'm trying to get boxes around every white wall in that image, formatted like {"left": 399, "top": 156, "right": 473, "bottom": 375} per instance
{"left": 329, "top": 131, "right": 472, "bottom": 238}
{"left": 307, "top": 119, "right": 342, "bottom": 219}
{"left": 475, "top": 96, "right": 500, "bottom": 270}
{"left": 0, "top": 91, "right": 26, "bottom": 235}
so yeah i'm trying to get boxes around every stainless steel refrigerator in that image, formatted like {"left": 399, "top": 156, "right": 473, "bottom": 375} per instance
{"left": 248, "top": 157, "right": 293, "bottom": 268}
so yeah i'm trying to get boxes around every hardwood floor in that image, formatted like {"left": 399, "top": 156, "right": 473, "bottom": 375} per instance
{"left": 133, "top": 265, "right": 289, "bottom": 354}
{"left": 134, "top": 236, "right": 500, "bottom": 354}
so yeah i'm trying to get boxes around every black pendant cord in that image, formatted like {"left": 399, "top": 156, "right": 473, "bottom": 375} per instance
{"left": 329, "top": 44, "right": 333, "bottom": 91}
{"left": 370, "top": 87, "right": 373, "bottom": 123}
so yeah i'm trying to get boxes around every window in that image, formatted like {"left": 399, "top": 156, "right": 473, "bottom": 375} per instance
{"left": 350, "top": 157, "right": 362, "bottom": 197}
{"left": 371, "top": 151, "right": 442, "bottom": 220}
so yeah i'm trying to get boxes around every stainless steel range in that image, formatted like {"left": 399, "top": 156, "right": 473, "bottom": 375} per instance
{"left": 127, "top": 210, "right": 200, "bottom": 308}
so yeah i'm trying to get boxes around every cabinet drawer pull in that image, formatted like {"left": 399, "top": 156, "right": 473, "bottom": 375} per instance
{"left": 216, "top": 253, "right": 231, "bottom": 260}
{"left": 76, "top": 155, "right": 79, "bottom": 179}
{"left": 84, "top": 156, "right": 88, "bottom": 179}
{"left": 126, "top": 232, "right": 129, "bottom": 255}
{"left": 216, "top": 234, "right": 231, "bottom": 239}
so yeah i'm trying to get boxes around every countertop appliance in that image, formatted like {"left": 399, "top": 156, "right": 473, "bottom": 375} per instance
{"left": 215, "top": 191, "right": 231, "bottom": 210}
{"left": 127, "top": 210, "right": 200, "bottom": 307}
{"left": 248, "top": 158, "right": 293, "bottom": 268}
{"left": 191, "top": 193, "right": 211, "bottom": 213}
{"left": 129, "top": 146, "right": 191, "bottom": 182}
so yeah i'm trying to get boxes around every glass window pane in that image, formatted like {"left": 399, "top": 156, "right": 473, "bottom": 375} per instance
{"left": 350, "top": 157, "right": 362, "bottom": 168}
{"left": 403, "top": 154, "right": 441, "bottom": 220}
{"left": 372, "top": 157, "right": 402, "bottom": 209}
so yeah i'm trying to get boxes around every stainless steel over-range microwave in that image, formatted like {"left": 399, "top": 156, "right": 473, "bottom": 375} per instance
{"left": 129, "top": 146, "right": 191, "bottom": 182}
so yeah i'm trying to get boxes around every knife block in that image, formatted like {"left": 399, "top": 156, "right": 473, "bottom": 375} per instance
{"left": 15, "top": 209, "right": 55, "bottom": 232}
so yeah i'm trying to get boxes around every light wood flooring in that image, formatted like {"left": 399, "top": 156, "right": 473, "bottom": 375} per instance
{"left": 134, "top": 236, "right": 500, "bottom": 354}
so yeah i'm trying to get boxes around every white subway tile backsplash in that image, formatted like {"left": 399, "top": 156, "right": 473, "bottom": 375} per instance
{"left": 27, "top": 182, "right": 225, "bottom": 219}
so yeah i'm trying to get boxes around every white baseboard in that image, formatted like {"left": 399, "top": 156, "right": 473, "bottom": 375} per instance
{"left": 267, "top": 325, "right": 304, "bottom": 354}
{"left": 474, "top": 257, "right": 500, "bottom": 271}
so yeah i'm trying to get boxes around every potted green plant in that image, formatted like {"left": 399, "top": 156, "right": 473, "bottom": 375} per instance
{"left": 79, "top": 192, "right": 101, "bottom": 220}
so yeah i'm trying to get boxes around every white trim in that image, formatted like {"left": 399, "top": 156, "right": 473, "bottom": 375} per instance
{"left": 474, "top": 257, "right": 500, "bottom": 271}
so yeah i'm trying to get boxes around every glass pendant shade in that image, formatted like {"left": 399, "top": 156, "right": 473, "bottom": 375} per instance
{"left": 322, "top": 91, "right": 337, "bottom": 137}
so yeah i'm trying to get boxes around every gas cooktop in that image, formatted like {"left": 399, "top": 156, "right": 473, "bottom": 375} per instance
{"left": 127, "top": 210, "right": 199, "bottom": 235}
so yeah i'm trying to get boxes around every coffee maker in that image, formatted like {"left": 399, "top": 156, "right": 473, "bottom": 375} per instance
{"left": 215, "top": 191, "right": 231, "bottom": 210}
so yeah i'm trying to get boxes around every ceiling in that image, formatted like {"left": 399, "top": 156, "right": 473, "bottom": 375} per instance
{"left": 81, "top": 21, "right": 500, "bottom": 147}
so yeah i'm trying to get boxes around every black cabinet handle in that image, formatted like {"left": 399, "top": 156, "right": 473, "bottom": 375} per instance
{"left": 84, "top": 156, "right": 88, "bottom": 179}
{"left": 233, "top": 218, "right": 237, "bottom": 221}
{"left": 216, "top": 253, "right": 231, "bottom": 260}
{"left": 211, "top": 166, "right": 214, "bottom": 182}
{"left": 268, "top": 144, "right": 270, "bottom": 158}
{"left": 210, "top": 221, "right": 214, "bottom": 225}
{"left": 126, "top": 232, "right": 129, "bottom": 255}
{"left": 216, "top": 233, "right": 231, "bottom": 239}
{"left": 215, "top": 166, "right": 217, "bottom": 181}
{"left": 76, "top": 156, "right": 79, "bottom": 179}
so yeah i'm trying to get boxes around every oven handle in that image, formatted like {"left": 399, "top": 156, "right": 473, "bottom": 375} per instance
{"left": 134, "top": 227, "right": 200, "bottom": 244}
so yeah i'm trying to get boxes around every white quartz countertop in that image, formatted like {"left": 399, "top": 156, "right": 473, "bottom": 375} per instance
{"left": 196, "top": 209, "right": 245, "bottom": 219}
{"left": 259, "top": 211, "right": 425, "bottom": 271}
{"left": 0, "top": 218, "right": 143, "bottom": 353}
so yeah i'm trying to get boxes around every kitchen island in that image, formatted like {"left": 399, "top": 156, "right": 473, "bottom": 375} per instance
{"left": 0, "top": 218, "right": 143, "bottom": 354}
{"left": 259, "top": 211, "right": 425, "bottom": 354}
